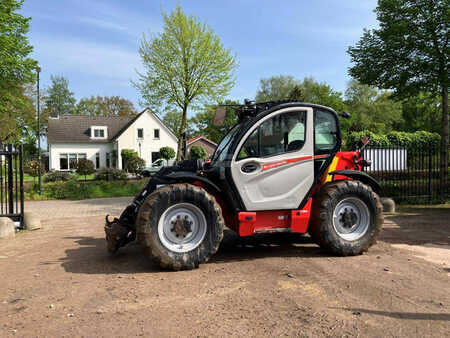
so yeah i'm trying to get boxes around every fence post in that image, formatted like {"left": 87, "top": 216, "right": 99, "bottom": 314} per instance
{"left": 428, "top": 144, "right": 433, "bottom": 204}
{"left": 7, "top": 144, "right": 14, "bottom": 215}
{"left": 19, "top": 145, "right": 24, "bottom": 227}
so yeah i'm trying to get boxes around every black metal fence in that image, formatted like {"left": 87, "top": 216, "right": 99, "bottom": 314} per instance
{"left": 0, "top": 144, "right": 24, "bottom": 227}
{"left": 363, "top": 145, "right": 450, "bottom": 203}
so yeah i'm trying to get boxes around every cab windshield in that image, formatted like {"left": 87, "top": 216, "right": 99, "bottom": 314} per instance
{"left": 211, "top": 123, "right": 244, "bottom": 164}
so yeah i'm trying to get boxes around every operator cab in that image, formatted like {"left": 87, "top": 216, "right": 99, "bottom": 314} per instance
{"left": 207, "top": 102, "right": 341, "bottom": 212}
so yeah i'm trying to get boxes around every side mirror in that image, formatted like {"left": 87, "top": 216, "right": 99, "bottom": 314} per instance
{"left": 213, "top": 108, "right": 226, "bottom": 126}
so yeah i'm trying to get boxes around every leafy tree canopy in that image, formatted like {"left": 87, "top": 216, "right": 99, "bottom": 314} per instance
{"left": 133, "top": 5, "right": 237, "bottom": 159}
{"left": 159, "top": 146, "right": 176, "bottom": 161}
{"left": 188, "top": 145, "right": 208, "bottom": 160}
{"left": 189, "top": 99, "right": 239, "bottom": 144}
{"left": 76, "top": 95, "right": 137, "bottom": 116}
{"left": 0, "top": 0, "right": 37, "bottom": 142}
{"left": 255, "top": 76, "right": 346, "bottom": 112}
{"left": 162, "top": 110, "right": 194, "bottom": 138}
{"left": 341, "top": 80, "right": 402, "bottom": 134}
{"left": 44, "top": 75, "right": 76, "bottom": 115}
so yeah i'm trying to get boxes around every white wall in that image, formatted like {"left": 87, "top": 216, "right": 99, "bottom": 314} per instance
{"left": 49, "top": 143, "right": 114, "bottom": 170}
{"left": 116, "top": 111, "right": 178, "bottom": 169}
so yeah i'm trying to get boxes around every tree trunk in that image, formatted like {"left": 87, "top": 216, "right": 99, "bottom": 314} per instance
{"left": 176, "top": 106, "right": 188, "bottom": 161}
{"left": 439, "top": 86, "right": 448, "bottom": 191}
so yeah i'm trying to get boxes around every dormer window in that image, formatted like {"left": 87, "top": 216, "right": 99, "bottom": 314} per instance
{"left": 91, "top": 126, "right": 107, "bottom": 139}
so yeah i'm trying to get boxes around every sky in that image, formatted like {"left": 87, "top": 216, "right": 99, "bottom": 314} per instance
{"left": 21, "top": 0, "right": 379, "bottom": 114}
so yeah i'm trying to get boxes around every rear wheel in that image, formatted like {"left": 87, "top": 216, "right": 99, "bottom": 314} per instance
{"left": 136, "top": 184, "right": 224, "bottom": 270}
{"left": 309, "top": 180, "right": 383, "bottom": 255}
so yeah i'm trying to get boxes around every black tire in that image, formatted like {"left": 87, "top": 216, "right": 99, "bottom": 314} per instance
{"left": 136, "top": 183, "right": 224, "bottom": 270}
{"left": 309, "top": 180, "right": 383, "bottom": 256}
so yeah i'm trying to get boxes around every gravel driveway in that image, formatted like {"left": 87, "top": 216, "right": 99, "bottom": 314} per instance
{"left": 0, "top": 199, "right": 448, "bottom": 336}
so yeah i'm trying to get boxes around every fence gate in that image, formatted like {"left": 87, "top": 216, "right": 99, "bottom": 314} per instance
{"left": 0, "top": 144, "right": 24, "bottom": 227}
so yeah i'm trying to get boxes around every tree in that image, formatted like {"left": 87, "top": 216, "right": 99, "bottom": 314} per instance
{"left": 188, "top": 145, "right": 208, "bottom": 160}
{"left": 44, "top": 75, "right": 76, "bottom": 116}
{"left": 255, "top": 76, "right": 346, "bottom": 112}
{"left": 76, "top": 95, "right": 137, "bottom": 116}
{"left": 75, "top": 159, "right": 95, "bottom": 181}
{"left": 300, "top": 77, "right": 346, "bottom": 112}
{"left": 134, "top": 5, "right": 237, "bottom": 160}
{"left": 399, "top": 92, "right": 441, "bottom": 133}
{"left": 348, "top": 0, "right": 448, "bottom": 184}
{"left": 0, "top": 0, "right": 37, "bottom": 142}
{"left": 255, "top": 75, "right": 299, "bottom": 102}
{"left": 189, "top": 99, "right": 239, "bottom": 143}
{"left": 159, "top": 146, "right": 176, "bottom": 162}
{"left": 342, "top": 80, "right": 402, "bottom": 135}
{"left": 288, "top": 85, "right": 305, "bottom": 101}
{"left": 162, "top": 110, "right": 193, "bottom": 138}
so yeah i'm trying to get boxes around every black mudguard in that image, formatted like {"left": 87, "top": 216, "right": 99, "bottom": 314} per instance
{"left": 328, "top": 170, "right": 381, "bottom": 194}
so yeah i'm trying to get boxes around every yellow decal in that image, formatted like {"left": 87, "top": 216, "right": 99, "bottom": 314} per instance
{"left": 325, "top": 156, "right": 339, "bottom": 182}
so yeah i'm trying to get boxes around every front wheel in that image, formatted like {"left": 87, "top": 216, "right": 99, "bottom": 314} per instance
{"left": 309, "top": 180, "right": 383, "bottom": 256}
{"left": 136, "top": 184, "right": 224, "bottom": 270}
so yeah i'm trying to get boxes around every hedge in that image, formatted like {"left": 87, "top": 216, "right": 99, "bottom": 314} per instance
{"left": 26, "top": 179, "right": 147, "bottom": 200}
{"left": 345, "top": 130, "right": 440, "bottom": 150}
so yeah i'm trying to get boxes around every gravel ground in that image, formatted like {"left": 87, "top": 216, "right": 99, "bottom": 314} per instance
{"left": 0, "top": 200, "right": 448, "bottom": 337}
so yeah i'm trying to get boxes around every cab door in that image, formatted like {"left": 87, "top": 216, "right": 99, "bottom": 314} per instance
{"left": 231, "top": 107, "right": 314, "bottom": 211}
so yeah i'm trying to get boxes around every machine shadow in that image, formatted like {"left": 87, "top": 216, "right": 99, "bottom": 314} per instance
{"left": 210, "top": 229, "right": 328, "bottom": 264}
{"left": 335, "top": 307, "right": 450, "bottom": 321}
{"left": 59, "top": 230, "right": 328, "bottom": 274}
{"left": 59, "top": 236, "right": 158, "bottom": 275}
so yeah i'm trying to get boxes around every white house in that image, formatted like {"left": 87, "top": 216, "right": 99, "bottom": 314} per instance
{"left": 47, "top": 109, "right": 178, "bottom": 171}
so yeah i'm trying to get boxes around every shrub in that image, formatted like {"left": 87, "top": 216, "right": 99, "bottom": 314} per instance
{"left": 160, "top": 146, "right": 176, "bottom": 161}
{"left": 121, "top": 149, "right": 139, "bottom": 161}
{"left": 95, "top": 168, "right": 127, "bottom": 181}
{"left": 43, "top": 170, "right": 73, "bottom": 182}
{"left": 24, "top": 160, "right": 41, "bottom": 180}
{"left": 75, "top": 159, "right": 95, "bottom": 181}
{"left": 34, "top": 179, "right": 147, "bottom": 200}
{"left": 188, "top": 145, "right": 208, "bottom": 160}
{"left": 125, "top": 157, "right": 146, "bottom": 176}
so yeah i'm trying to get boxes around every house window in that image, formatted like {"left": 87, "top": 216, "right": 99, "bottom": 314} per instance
{"left": 152, "top": 152, "right": 160, "bottom": 163}
{"left": 69, "top": 154, "right": 77, "bottom": 170}
{"left": 96, "top": 153, "right": 100, "bottom": 168}
{"left": 60, "top": 154, "right": 68, "bottom": 170}
{"left": 137, "top": 128, "right": 144, "bottom": 139}
{"left": 59, "top": 153, "right": 87, "bottom": 170}
{"left": 154, "top": 129, "right": 160, "bottom": 139}
{"left": 106, "top": 153, "right": 110, "bottom": 168}
{"left": 91, "top": 126, "right": 107, "bottom": 139}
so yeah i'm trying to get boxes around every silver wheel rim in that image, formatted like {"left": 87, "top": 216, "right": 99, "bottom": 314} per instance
{"left": 332, "top": 197, "right": 370, "bottom": 241}
{"left": 158, "top": 203, "right": 207, "bottom": 253}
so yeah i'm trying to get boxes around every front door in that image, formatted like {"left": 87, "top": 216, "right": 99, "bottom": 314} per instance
{"left": 231, "top": 107, "right": 314, "bottom": 211}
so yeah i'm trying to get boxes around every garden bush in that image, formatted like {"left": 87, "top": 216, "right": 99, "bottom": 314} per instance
{"left": 125, "top": 157, "right": 146, "bottom": 176}
{"left": 189, "top": 145, "right": 208, "bottom": 160}
{"left": 95, "top": 168, "right": 127, "bottom": 181}
{"left": 43, "top": 170, "right": 73, "bottom": 182}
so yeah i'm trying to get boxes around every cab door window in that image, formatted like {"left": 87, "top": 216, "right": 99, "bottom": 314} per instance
{"left": 238, "top": 110, "right": 306, "bottom": 160}
{"left": 314, "top": 109, "right": 338, "bottom": 154}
